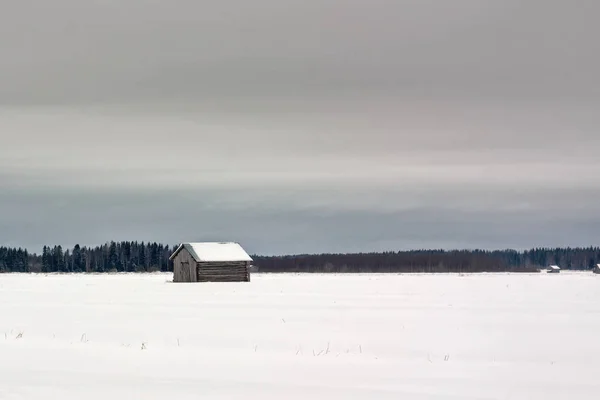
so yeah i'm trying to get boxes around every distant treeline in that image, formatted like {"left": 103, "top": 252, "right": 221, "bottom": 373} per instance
{"left": 256, "top": 248, "right": 600, "bottom": 273}
{"left": 1, "top": 242, "right": 600, "bottom": 274}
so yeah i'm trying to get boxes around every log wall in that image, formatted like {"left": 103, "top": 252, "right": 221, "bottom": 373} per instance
{"left": 197, "top": 261, "right": 250, "bottom": 282}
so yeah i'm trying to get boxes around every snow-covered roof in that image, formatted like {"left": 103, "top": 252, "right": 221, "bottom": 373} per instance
{"left": 169, "top": 242, "right": 253, "bottom": 263}
{"left": 549, "top": 265, "right": 560, "bottom": 270}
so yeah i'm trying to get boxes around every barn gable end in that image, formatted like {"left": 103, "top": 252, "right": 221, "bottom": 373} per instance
{"left": 171, "top": 245, "right": 198, "bottom": 282}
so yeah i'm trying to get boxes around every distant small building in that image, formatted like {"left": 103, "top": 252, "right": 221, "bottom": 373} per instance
{"left": 593, "top": 264, "right": 600, "bottom": 274}
{"left": 547, "top": 265, "right": 561, "bottom": 273}
{"left": 169, "top": 242, "right": 253, "bottom": 282}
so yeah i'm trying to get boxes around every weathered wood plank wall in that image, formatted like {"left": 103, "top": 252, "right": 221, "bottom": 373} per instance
{"left": 173, "top": 247, "right": 198, "bottom": 282}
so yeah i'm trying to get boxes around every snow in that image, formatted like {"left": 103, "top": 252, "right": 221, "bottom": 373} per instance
{"left": 171, "top": 242, "right": 253, "bottom": 262}
{"left": 1, "top": 271, "right": 600, "bottom": 399}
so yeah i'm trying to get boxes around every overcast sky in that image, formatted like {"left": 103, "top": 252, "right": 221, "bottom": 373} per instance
{"left": 1, "top": 0, "right": 599, "bottom": 254}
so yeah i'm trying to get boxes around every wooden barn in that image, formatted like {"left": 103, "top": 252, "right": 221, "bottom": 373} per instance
{"left": 170, "top": 242, "right": 253, "bottom": 282}
{"left": 593, "top": 264, "right": 600, "bottom": 274}
{"left": 547, "top": 265, "right": 561, "bottom": 273}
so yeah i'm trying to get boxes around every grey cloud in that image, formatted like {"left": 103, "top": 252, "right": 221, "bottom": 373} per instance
{"left": 1, "top": 103, "right": 599, "bottom": 168}
{"left": 2, "top": 181, "right": 600, "bottom": 254}
{"left": 1, "top": 1, "right": 599, "bottom": 252}
{"left": 1, "top": 1, "right": 599, "bottom": 105}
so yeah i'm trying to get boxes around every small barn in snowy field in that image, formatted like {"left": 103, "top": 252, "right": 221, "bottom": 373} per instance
{"left": 169, "top": 242, "right": 253, "bottom": 282}
{"left": 593, "top": 264, "right": 600, "bottom": 274}
{"left": 547, "top": 265, "right": 561, "bottom": 273}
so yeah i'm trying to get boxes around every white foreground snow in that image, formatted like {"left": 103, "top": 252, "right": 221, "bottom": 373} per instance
{"left": 1, "top": 272, "right": 599, "bottom": 399}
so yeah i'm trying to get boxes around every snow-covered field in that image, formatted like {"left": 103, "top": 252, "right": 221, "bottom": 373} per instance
{"left": 1, "top": 272, "right": 599, "bottom": 399}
